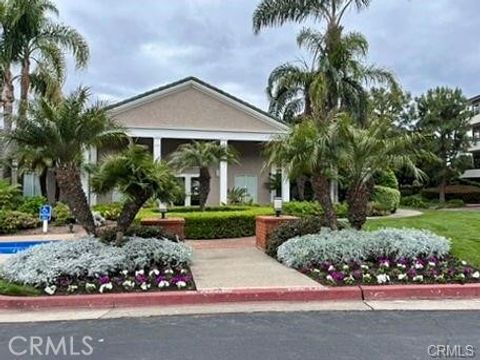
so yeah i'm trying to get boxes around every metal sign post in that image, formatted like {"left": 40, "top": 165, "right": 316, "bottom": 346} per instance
{"left": 39, "top": 205, "right": 52, "bottom": 234}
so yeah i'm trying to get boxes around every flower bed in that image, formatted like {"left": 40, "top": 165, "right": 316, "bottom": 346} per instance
{"left": 0, "top": 237, "right": 195, "bottom": 296}
{"left": 277, "top": 228, "right": 480, "bottom": 286}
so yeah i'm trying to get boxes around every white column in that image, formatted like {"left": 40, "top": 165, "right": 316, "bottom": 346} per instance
{"left": 281, "top": 167, "right": 290, "bottom": 202}
{"left": 81, "top": 147, "right": 97, "bottom": 206}
{"left": 184, "top": 176, "right": 192, "bottom": 207}
{"left": 153, "top": 137, "right": 162, "bottom": 160}
{"left": 219, "top": 139, "right": 228, "bottom": 205}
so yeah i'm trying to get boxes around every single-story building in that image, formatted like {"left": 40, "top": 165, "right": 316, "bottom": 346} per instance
{"left": 78, "top": 77, "right": 291, "bottom": 206}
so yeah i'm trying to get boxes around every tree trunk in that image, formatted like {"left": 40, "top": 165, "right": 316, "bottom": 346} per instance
{"left": 39, "top": 169, "right": 47, "bottom": 198}
{"left": 311, "top": 174, "right": 338, "bottom": 230}
{"left": 19, "top": 50, "right": 31, "bottom": 117}
{"left": 55, "top": 164, "right": 96, "bottom": 235}
{"left": 198, "top": 166, "right": 210, "bottom": 211}
{"left": 296, "top": 175, "right": 307, "bottom": 201}
{"left": 1, "top": 68, "right": 14, "bottom": 181}
{"left": 46, "top": 168, "right": 57, "bottom": 204}
{"left": 115, "top": 192, "right": 151, "bottom": 245}
{"left": 346, "top": 182, "right": 370, "bottom": 230}
{"left": 439, "top": 174, "right": 446, "bottom": 203}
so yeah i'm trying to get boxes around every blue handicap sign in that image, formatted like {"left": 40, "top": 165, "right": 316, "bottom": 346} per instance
{"left": 39, "top": 205, "right": 52, "bottom": 221}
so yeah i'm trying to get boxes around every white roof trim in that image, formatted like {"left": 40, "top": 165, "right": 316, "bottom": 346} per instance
{"left": 108, "top": 79, "right": 289, "bottom": 133}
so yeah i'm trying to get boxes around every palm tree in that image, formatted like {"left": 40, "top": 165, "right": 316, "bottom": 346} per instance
{"left": 265, "top": 116, "right": 341, "bottom": 229}
{"left": 169, "top": 141, "right": 238, "bottom": 210}
{"left": 5, "top": 88, "right": 126, "bottom": 235}
{"left": 92, "top": 145, "right": 181, "bottom": 244}
{"left": 338, "top": 116, "right": 426, "bottom": 229}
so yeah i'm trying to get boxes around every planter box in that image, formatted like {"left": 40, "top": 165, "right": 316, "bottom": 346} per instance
{"left": 140, "top": 217, "right": 185, "bottom": 240}
{"left": 255, "top": 215, "right": 298, "bottom": 250}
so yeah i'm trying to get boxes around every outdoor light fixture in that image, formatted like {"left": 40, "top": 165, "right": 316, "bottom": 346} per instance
{"left": 274, "top": 197, "right": 283, "bottom": 217}
{"left": 159, "top": 202, "right": 167, "bottom": 219}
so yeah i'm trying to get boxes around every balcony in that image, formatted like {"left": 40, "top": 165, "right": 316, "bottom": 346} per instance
{"left": 470, "top": 113, "right": 480, "bottom": 125}
{"left": 461, "top": 169, "right": 480, "bottom": 179}
{"left": 469, "top": 140, "right": 480, "bottom": 152}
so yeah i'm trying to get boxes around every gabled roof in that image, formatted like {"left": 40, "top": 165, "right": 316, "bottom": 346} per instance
{"left": 470, "top": 94, "right": 480, "bottom": 105}
{"left": 107, "top": 76, "right": 289, "bottom": 132}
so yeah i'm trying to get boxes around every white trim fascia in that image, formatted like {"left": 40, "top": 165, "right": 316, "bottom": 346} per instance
{"left": 108, "top": 79, "right": 290, "bottom": 133}
{"left": 127, "top": 127, "right": 282, "bottom": 142}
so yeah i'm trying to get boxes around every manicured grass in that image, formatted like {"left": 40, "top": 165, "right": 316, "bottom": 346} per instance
{"left": 366, "top": 210, "right": 480, "bottom": 267}
{"left": 0, "top": 279, "right": 40, "bottom": 297}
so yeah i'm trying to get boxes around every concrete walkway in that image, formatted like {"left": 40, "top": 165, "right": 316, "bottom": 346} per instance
{"left": 187, "top": 238, "right": 322, "bottom": 290}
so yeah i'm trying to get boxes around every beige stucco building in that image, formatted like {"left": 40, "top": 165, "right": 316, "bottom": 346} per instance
{"left": 80, "top": 77, "right": 291, "bottom": 206}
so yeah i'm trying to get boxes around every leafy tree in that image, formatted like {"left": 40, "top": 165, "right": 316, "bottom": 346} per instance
{"left": 368, "top": 86, "right": 415, "bottom": 130}
{"left": 5, "top": 88, "right": 126, "bottom": 235}
{"left": 169, "top": 141, "right": 238, "bottom": 210}
{"left": 92, "top": 145, "right": 181, "bottom": 244}
{"left": 415, "top": 87, "right": 472, "bottom": 202}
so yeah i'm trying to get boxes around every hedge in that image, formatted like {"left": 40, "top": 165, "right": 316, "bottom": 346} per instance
{"left": 283, "top": 201, "right": 348, "bottom": 217}
{"left": 372, "top": 186, "right": 401, "bottom": 212}
{"left": 421, "top": 185, "right": 480, "bottom": 203}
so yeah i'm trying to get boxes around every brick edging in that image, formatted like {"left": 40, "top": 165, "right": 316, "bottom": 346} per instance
{"left": 1, "top": 283, "right": 479, "bottom": 309}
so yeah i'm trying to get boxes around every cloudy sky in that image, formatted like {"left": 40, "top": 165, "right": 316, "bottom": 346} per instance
{"left": 56, "top": 0, "right": 480, "bottom": 110}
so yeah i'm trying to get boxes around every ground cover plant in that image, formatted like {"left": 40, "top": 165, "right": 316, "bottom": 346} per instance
{"left": 277, "top": 227, "right": 480, "bottom": 286}
{"left": 0, "top": 237, "right": 194, "bottom": 296}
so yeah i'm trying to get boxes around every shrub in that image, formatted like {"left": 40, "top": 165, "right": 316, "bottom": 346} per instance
{"left": 277, "top": 228, "right": 451, "bottom": 268}
{"left": 0, "top": 210, "right": 39, "bottom": 234}
{"left": 283, "top": 201, "right": 348, "bottom": 218}
{"left": 53, "top": 202, "right": 74, "bottom": 226}
{"left": 17, "top": 196, "right": 47, "bottom": 215}
{"left": 98, "top": 224, "right": 178, "bottom": 243}
{"left": 372, "top": 186, "right": 401, "bottom": 213}
{"left": 0, "top": 180, "right": 22, "bottom": 210}
{"left": 435, "top": 199, "right": 465, "bottom": 209}
{"left": 1, "top": 236, "right": 193, "bottom": 286}
{"left": 421, "top": 185, "right": 480, "bottom": 203}
{"left": 374, "top": 169, "right": 399, "bottom": 189}
{"left": 92, "top": 203, "right": 122, "bottom": 221}
{"left": 400, "top": 195, "right": 429, "bottom": 209}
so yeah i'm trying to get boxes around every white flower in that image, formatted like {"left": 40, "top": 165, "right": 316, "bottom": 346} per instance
{"left": 472, "top": 271, "right": 480, "bottom": 279}
{"left": 361, "top": 265, "right": 369, "bottom": 270}
{"left": 376, "top": 274, "right": 390, "bottom": 284}
{"left": 380, "top": 261, "right": 390, "bottom": 268}
{"left": 44, "top": 285, "right": 57, "bottom": 295}
{"left": 342, "top": 264, "right": 349, "bottom": 271}
{"left": 135, "top": 269, "right": 145, "bottom": 277}
{"left": 149, "top": 269, "right": 160, "bottom": 277}
{"left": 99, "top": 282, "right": 113, "bottom": 294}
{"left": 85, "top": 283, "right": 96, "bottom": 291}
{"left": 435, "top": 274, "right": 444, "bottom": 280}
{"left": 122, "top": 280, "right": 135, "bottom": 289}
{"left": 164, "top": 268, "right": 174, "bottom": 275}
{"left": 458, "top": 273, "right": 466, "bottom": 279}
{"left": 363, "top": 273, "right": 371, "bottom": 279}
{"left": 327, "top": 265, "right": 335, "bottom": 272}
{"left": 398, "top": 274, "right": 407, "bottom": 281}
{"left": 428, "top": 262, "right": 436, "bottom": 267}
{"left": 67, "top": 285, "right": 78, "bottom": 293}
{"left": 176, "top": 281, "right": 187, "bottom": 288}
{"left": 122, "top": 270, "right": 129, "bottom": 276}
{"left": 312, "top": 268, "right": 320, "bottom": 273}
{"left": 461, "top": 260, "right": 467, "bottom": 266}
{"left": 415, "top": 263, "right": 424, "bottom": 270}
{"left": 397, "top": 264, "right": 406, "bottom": 269}
{"left": 413, "top": 275, "right": 424, "bottom": 282}
{"left": 180, "top": 268, "right": 188, "bottom": 274}
{"left": 325, "top": 275, "right": 334, "bottom": 282}
{"left": 140, "top": 282, "right": 150, "bottom": 291}
{"left": 158, "top": 280, "right": 170, "bottom": 288}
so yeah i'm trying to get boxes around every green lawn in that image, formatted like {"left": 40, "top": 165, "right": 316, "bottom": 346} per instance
{"left": 366, "top": 210, "right": 480, "bottom": 267}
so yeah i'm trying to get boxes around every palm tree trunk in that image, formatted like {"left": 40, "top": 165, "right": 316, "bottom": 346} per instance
{"left": 1, "top": 68, "right": 14, "bottom": 181}
{"left": 19, "top": 51, "right": 31, "bottom": 117}
{"left": 311, "top": 174, "right": 338, "bottom": 230}
{"left": 198, "top": 166, "right": 210, "bottom": 211}
{"left": 115, "top": 192, "right": 151, "bottom": 245}
{"left": 296, "top": 175, "right": 307, "bottom": 201}
{"left": 346, "top": 182, "right": 370, "bottom": 230}
{"left": 55, "top": 164, "right": 96, "bottom": 235}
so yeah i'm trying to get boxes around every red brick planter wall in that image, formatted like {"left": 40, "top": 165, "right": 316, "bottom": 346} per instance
{"left": 140, "top": 217, "right": 185, "bottom": 240}
{"left": 256, "top": 215, "right": 298, "bottom": 250}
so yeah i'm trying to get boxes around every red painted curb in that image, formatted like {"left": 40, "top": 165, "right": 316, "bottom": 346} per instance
{"left": 0, "top": 287, "right": 361, "bottom": 310}
{"left": 361, "top": 283, "right": 480, "bottom": 300}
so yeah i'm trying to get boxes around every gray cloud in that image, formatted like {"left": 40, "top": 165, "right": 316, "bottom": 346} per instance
{"left": 55, "top": 0, "right": 480, "bottom": 109}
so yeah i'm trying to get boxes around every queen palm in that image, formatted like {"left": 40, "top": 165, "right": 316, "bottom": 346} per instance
{"left": 169, "top": 141, "right": 238, "bottom": 210}
{"left": 338, "top": 116, "right": 426, "bottom": 229}
{"left": 92, "top": 145, "right": 181, "bottom": 244}
{"left": 5, "top": 88, "right": 126, "bottom": 235}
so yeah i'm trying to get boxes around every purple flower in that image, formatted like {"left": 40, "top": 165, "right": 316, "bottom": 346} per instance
{"left": 135, "top": 274, "right": 148, "bottom": 284}
{"left": 396, "top": 257, "right": 409, "bottom": 265}
{"left": 331, "top": 272, "right": 345, "bottom": 283}
{"left": 155, "top": 275, "right": 167, "bottom": 284}
{"left": 407, "top": 268, "right": 417, "bottom": 278}
{"left": 352, "top": 269, "right": 363, "bottom": 280}
{"left": 55, "top": 277, "right": 71, "bottom": 287}
{"left": 320, "top": 261, "right": 332, "bottom": 271}
{"left": 98, "top": 275, "right": 110, "bottom": 285}
{"left": 464, "top": 267, "right": 474, "bottom": 275}
{"left": 171, "top": 275, "right": 191, "bottom": 285}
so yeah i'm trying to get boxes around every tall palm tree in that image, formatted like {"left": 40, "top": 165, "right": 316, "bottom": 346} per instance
{"left": 169, "top": 141, "right": 238, "bottom": 210}
{"left": 92, "top": 145, "right": 181, "bottom": 244}
{"left": 265, "top": 116, "right": 341, "bottom": 229}
{"left": 338, "top": 116, "right": 426, "bottom": 229}
{"left": 5, "top": 88, "right": 126, "bottom": 235}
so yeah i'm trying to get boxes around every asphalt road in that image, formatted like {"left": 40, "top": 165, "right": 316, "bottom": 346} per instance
{"left": 0, "top": 311, "right": 479, "bottom": 360}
